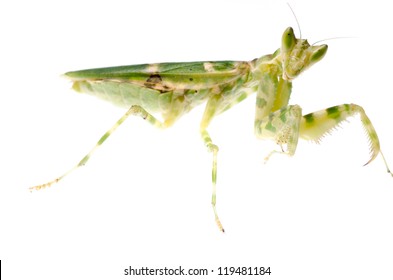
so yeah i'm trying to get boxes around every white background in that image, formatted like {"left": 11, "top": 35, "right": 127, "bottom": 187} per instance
{"left": 1, "top": 0, "right": 393, "bottom": 279}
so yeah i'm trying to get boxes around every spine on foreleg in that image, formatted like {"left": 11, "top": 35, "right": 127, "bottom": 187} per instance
{"left": 299, "top": 103, "right": 381, "bottom": 164}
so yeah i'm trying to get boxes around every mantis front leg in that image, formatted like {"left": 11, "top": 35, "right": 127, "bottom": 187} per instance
{"left": 256, "top": 105, "right": 303, "bottom": 161}
{"left": 300, "top": 104, "right": 391, "bottom": 174}
{"left": 255, "top": 102, "right": 392, "bottom": 176}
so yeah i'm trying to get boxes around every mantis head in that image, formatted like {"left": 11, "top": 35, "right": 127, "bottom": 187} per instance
{"left": 281, "top": 27, "right": 328, "bottom": 80}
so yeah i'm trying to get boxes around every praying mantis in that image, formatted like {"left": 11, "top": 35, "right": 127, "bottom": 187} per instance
{"left": 29, "top": 25, "right": 392, "bottom": 232}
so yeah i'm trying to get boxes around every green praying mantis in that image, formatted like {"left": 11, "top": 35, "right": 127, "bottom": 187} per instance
{"left": 30, "top": 25, "right": 392, "bottom": 232}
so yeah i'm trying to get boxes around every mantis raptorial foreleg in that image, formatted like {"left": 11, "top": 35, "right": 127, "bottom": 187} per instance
{"left": 255, "top": 105, "right": 303, "bottom": 162}
{"left": 256, "top": 102, "right": 392, "bottom": 176}
{"left": 29, "top": 105, "right": 167, "bottom": 192}
{"left": 300, "top": 104, "right": 391, "bottom": 174}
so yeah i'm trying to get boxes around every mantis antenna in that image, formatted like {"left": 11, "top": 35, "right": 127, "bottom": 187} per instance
{"left": 287, "top": 3, "right": 302, "bottom": 39}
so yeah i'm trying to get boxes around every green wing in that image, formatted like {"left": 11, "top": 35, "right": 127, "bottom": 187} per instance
{"left": 65, "top": 61, "right": 250, "bottom": 91}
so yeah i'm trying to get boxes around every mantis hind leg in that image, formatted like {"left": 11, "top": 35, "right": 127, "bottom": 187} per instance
{"left": 29, "top": 105, "right": 166, "bottom": 191}
{"left": 300, "top": 104, "right": 391, "bottom": 175}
